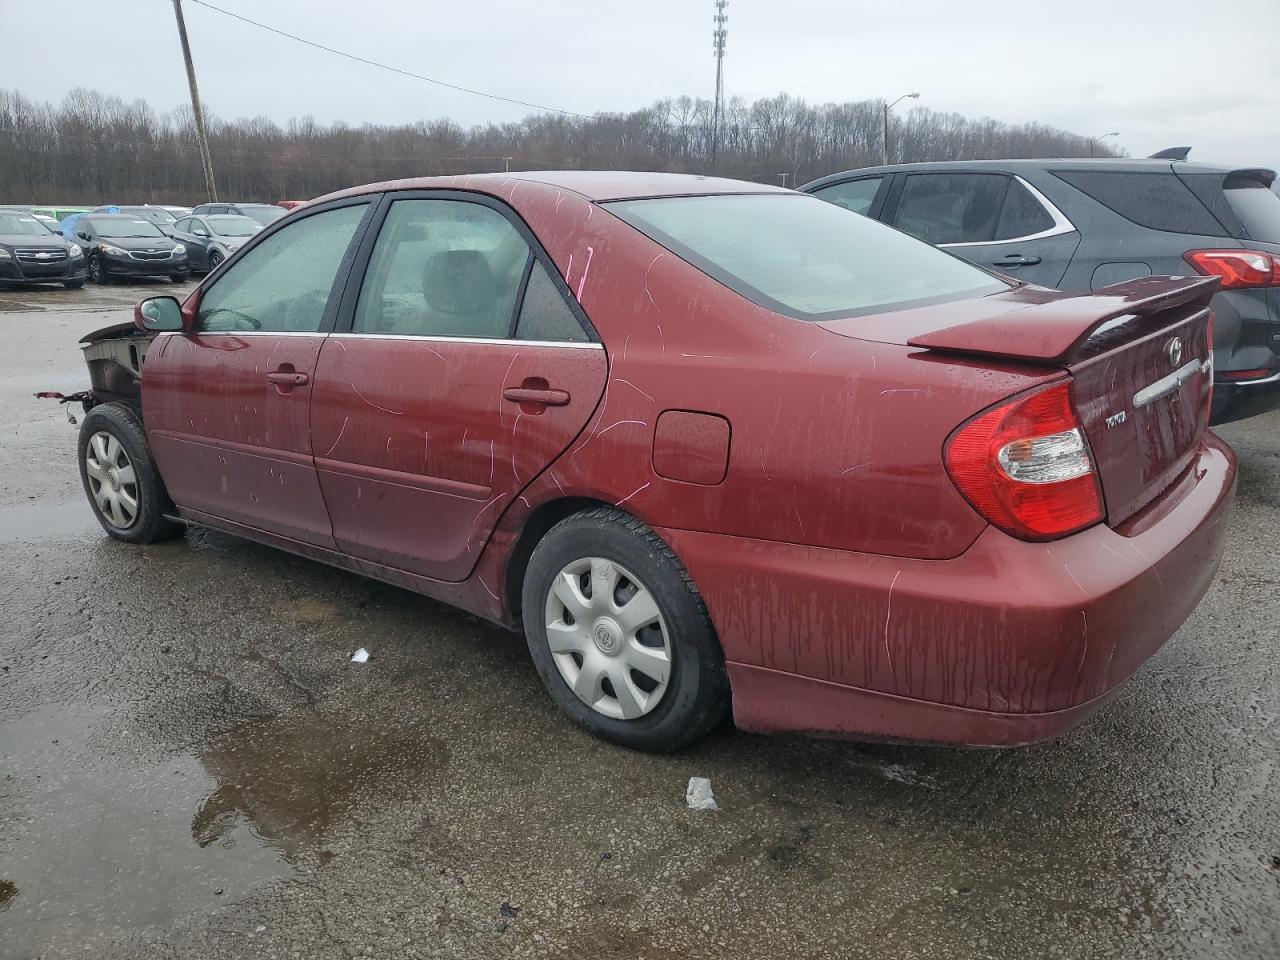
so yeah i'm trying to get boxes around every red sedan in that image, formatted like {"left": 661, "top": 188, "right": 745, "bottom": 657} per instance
{"left": 74, "top": 172, "right": 1235, "bottom": 751}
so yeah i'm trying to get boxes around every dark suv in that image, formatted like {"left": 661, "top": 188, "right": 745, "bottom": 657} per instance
{"left": 801, "top": 159, "right": 1280, "bottom": 424}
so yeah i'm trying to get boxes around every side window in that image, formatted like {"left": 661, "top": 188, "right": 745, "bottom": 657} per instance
{"left": 197, "top": 203, "right": 367, "bottom": 333}
{"left": 894, "top": 173, "right": 1009, "bottom": 244}
{"left": 192, "top": 219, "right": 210, "bottom": 236}
{"left": 173, "top": 218, "right": 191, "bottom": 232}
{"left": 995, "top": 180, "right": 1056, "bottom": 239}
{"left": 516, "top": 261, "right": 588, "bottom": 342}
{"left": 811, "top": 177, "right": 883, "bottom": 216}
{"left": 354, "top": 199, "right": 529, "bottom": 339}
{"left": 1052, "top": 171, "right": 1227, "bottom": 236}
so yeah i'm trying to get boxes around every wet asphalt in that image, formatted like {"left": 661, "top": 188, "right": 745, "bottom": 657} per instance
{"left": 0, "top": 279, "right": 1276, "bottom": 960}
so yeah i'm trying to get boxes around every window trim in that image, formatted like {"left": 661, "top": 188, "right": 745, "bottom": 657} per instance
{"left": 193, "top": 193, "right": 379, "bottom": 335}
{"left": 936, "top": 175, "right": 1077, "bottom": 248}
{"left": 332, "top": 189, "right": 600, "bottom": 344}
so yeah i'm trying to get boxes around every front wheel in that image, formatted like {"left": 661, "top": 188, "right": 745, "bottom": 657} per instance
{"left": 170, "top": 273, "right": 189, "bottom": 284}
{"left": 87, "top": 255, "right": 105, "bottom": 284}
{"left": 521, "top": 507, "right": 729, "bottom": 752}
{"left": 63, "top": 279, "right": 85, "bottom": 289}
{"left": 78, "top": 402, "right": 183, "bottom": 544}
{"left": 207, "top": 250, "right": 224, "bottom": 272}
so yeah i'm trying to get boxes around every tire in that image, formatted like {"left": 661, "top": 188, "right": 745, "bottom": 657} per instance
{"left": 77, "top": 402, "right": 183, "bottom": 544}
{"left": 170, "top": 273, "right": 189, "bottom": 284}
{"left": 87, "top": 255, "right": 105, "bottom": 284}
{"left": 521, "top": 507, "right": 729, "bottom": 752}
{"left": 207, "top": 251, "right": 224, "bottom": 272}
{"left": 63, "top": 279, "right": 85, "bottom": 289}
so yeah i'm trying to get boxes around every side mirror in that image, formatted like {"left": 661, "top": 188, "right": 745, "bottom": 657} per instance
{"left": 136, "top": 296, "right": 185, "bottom": 332}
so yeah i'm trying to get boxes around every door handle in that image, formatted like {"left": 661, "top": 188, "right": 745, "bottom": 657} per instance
{"left": 266, "top": 371, "right": 309, "bottom": 386}
{"left": 991, "top": 254, "right": 1042, "bottom": 267}
{"left": 503, "top": 387, "right": 570, "bottom": 406}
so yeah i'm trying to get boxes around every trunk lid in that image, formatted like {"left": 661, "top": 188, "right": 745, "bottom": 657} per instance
{"left": 901, "top": 276, "right": 1219, "bottom": 526}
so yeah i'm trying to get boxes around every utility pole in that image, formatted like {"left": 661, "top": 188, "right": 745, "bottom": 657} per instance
{"left": 711, "top": 1, "right": 728, "bottom": 166}
{"left": 172, "top": 0, "right": 218, "bottom": 202}
{"left": 1089, "top": 131, "right": 1119, "bottom": 157}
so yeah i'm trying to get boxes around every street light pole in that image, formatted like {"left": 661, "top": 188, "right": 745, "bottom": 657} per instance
{"left": 882, "top": 92, "right": 920, "bottom": 166}
{"left": 1089, "top": 131, "right": 1120, "bottom": 158}
{"left": 171, "top": 0, "right": 217, "bottom": 202}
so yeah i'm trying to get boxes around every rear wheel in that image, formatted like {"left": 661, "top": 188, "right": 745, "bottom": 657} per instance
{"left": 521, "top": 507, "right": 729, "bottom": 752}
{"left": 78, "top": 402, "right": 182, "bottom": 544}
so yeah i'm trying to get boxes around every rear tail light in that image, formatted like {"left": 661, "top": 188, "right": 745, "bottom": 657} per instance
{"left": 945, "top": 381, "right": 1104, "bottom": 541}
{"left": 1183, "top": 249, "right": 1280, "bottom": 289}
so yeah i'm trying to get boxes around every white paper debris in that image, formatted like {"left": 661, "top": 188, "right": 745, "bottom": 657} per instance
{"left": 686, "top": 776, "right": 718, "bottom": 811}
{"left": 350, "top": 648, "right": 370, "bottom": 663}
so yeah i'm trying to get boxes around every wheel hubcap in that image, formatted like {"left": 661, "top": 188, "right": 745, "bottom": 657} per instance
{"left": 544, "top": 557, "right": 672, "bottom": 720}
{"left": 85, "top": 431, "right": 139, "bottom": 529}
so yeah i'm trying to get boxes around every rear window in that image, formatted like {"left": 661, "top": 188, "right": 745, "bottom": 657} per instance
{"left": 607, "top": 194, "right": 1007, "bottom": 321}
{"left": 1052, "top": 170, "right": 1227, "bottom": 236}
{"left": 1223, "top": 177, "right": 1280, "bottom": 243}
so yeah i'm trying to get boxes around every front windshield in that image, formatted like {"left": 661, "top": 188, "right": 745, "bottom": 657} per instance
{"left": 242, "top": 206, "right": 286, "bottom": 226}
{"left": 210, "top": 216, "right": 262, "bottom": 237}
{"left": 90, "top": 218, "right": 166, "bottom": 239}
{"left": 608, "top": 193, "right": 1008, "bottom": 321}
{"left": 0, "top": 213, "right": 56, "bottom": 236}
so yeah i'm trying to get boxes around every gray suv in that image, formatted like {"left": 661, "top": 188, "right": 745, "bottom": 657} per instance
{"left": 801, "top": 159, "right": 1280, "bottom": 424}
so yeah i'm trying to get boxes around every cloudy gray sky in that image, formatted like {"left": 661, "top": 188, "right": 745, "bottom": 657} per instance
{"left": 4, "top": 0, "right": 1277, "bottom": 165}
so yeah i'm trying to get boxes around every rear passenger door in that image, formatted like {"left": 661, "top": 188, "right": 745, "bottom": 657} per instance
{"left": 310, "top": 193, "right": 607, "bottom": 582}
{"left": 889, "top": 172, "right": 1080, "bottom": 288}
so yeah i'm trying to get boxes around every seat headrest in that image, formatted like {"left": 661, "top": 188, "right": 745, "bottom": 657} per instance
{"left": 422, "top": 249, "right": 495, "bottom": 315}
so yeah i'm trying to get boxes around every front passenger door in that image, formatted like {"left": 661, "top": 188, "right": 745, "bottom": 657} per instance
{"left": 890, "top": 172, "right": 1081, "bottom": 287}
{"left": 145, "top": 199, "right": 374, "bottom": 545}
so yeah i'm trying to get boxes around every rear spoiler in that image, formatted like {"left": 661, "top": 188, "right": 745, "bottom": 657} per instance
{"left": 907, "top": 276, "right": 1219, "bottom": 366}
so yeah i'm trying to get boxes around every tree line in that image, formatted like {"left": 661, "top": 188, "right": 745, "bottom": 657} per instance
{"left": 0, "top": 87, "right": 1120, "bottom": 204}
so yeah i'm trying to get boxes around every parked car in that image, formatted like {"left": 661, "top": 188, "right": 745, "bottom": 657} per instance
{"left": 92, "top": 205, "right": 182, "bottom": 236}
{"left": 67, "top": 172, "right": 1234, "bottom": 752}
{"left": 70, "top": 214, "right": 189, "bottom": 284}
{"left": 191, "top": 202, "right": 286, "bottom": 226}
{"left": 801, "top": 159, "right": 1280, "bottom": 424}
{"left": 169, "top": 214, "right": 262, "bottom": 273}
{"left": 0, "top": 209, "right": 87, "bottom": 287}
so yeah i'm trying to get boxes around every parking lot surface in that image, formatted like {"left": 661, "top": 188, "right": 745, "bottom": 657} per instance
{"left": 1, "top": 280, "right": 1277, "bottom": 960}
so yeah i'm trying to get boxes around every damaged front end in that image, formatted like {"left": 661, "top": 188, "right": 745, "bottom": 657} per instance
{"left": 36, "top": 322, "right": 155, "bottom": 420}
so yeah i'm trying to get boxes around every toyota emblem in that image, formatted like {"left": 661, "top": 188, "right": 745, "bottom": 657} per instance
{"left": 1166, "top": 337, "right": 1183, "bottom": 368}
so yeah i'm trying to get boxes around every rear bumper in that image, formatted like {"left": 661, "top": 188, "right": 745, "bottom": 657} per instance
{"left": 659, "top": 433, "right": 1237, "bottom": 746}
{"left": 1211, "top": 371, "right": 1280, "bottom": 425}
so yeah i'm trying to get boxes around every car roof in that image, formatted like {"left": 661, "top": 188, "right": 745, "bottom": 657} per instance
{"left": 317, "top": 171, "right": 791, "bottom": 205}
{"left": 801, "top": 157, "right": 1277, "bottom": 191}
{"left": 205, "top": 213, "right": 256, "bottom": 220}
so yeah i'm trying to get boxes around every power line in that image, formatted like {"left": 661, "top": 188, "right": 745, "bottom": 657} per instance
{"left": 186, "top": 0, "right": 596, "bottom": 120}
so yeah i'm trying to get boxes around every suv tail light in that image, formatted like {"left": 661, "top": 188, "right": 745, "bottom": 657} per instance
{"left": 945, "top": 381, "right": 1104, "bottom": 541}
{"left": 1183, "top": 249, "right": 1280, "bottom": 289}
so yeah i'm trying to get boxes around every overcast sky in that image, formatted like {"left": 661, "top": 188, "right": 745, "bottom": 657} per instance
{"left": 4, "top": 0, "right": 1277, "bottom": 166}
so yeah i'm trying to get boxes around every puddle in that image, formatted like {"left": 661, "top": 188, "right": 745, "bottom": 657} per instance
{"left": 0, "top": 705, "right": 445, "bottom": 954}
{"left": 0, "top": 500, "right": 100, "bottom": 544}
{"left": 193, "top": 713, "right": 447, "bottom": 863}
